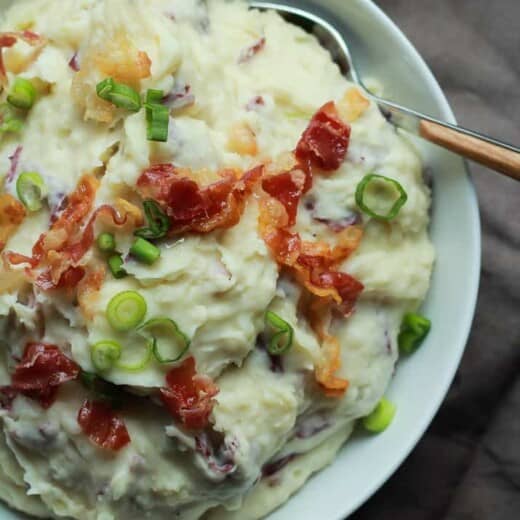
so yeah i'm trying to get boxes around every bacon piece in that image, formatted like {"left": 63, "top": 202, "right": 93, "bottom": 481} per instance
{"left": 0, "top": 31, "right": 46, "bottom": 87}
{"left": 0, "top": 194, "right": 26, "bottom": 253}
{"left": 238, "top": 36, "right": 266, "bottom": 64}
{"left": 4, "top": 176, "right": 133, "bottom": 292}
{"left": 295, "top": 102, "right": 351, "bottom": 171}
{"left": 137, "top": 164, "right": 262, "bottom": 234}
{"left": 78, "top": 400, "right": 131, "bottom": 451}
{"left": 34, "top": 266, "right": 85, "bottom": 291}
{"left": 263, "top": 225, "right": 363, "bottom": 309}
{"left": 262, "top": 169, "right": 307, "bottom": 226}
{"left": 338, "top": 87, "right": 370, "bottom": 123}
{"left": 10, "top": 343, "right": 80, "bottom": 408}
{"left": 259, "top": 195, "right": 363, "bottom": 396}
{"left": 160, "top": 357, "right": 219, "bottom": 430}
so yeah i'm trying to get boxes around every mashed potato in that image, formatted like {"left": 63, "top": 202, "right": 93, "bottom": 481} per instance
{"left": 0, "top": 1, "right": 434, "bottom": 519}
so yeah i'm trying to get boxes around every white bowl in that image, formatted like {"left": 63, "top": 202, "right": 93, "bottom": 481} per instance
{"left": 0, "top": 1, "right": 480, "bottom": 519}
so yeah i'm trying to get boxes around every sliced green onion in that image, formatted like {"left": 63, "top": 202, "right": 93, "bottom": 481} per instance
{"left": 130, "top": 237, "right": 161, "bottom": 265}
{"left": 16, "top": 172, "right": 47, "bottom": 211}
{"left": 134, "top": 200, "right": 170, "bottom": 240}
{"left": 398, "top": 313, "right": 431, "bottom": 355}
{"left": 265, "top": 311, "right": 294, "bottom": 355}
{"left": 97, "top": 232, "right": 116, "bottom": 253}
{"left": 96, "top": 78, "right": 115, "bottom": 101}
{"left": 0, "top": 103, "right": 24, "bottom": 133}
{"left": 146, "top": 89, "right": 164, "bottom": 105}
{"left": 355, "top": 173, "right": 408, "bottom": 221}
{"left": 108, "top": 255, "right": 127, "bottom": 279}
{"left": 106, "top": 291, "right": 147, "bottom": 332}
{"left": 145, "top": 89, "right": 169, "bottom": 142}
{"left": 363, "top": 398, "right": 396, "bottom": 433}
{"left": 115, "top": 340, "right": 153, "bottom": 372}
{"left": 139, "top": 317, "right": 191, "bottom": 364}
{"left": 146, "top": 105, "right": 169, "bottom": 142}
{"left": 91, "top": 340, "right": 122, "bottom": 372}
{"left": 96, "top": 77, "right": 142, "bottom": 112}
{"left": 7, "top": 78, "right": 36, "bottom": 110}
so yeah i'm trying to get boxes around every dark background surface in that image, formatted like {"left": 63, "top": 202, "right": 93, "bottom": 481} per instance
{"left": 352, "top": 1, "right": 520, "bottom": 519}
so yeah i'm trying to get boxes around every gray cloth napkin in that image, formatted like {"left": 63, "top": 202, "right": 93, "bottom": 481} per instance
{"left": 352, "top": 1, "right": 520, "bottom": 519}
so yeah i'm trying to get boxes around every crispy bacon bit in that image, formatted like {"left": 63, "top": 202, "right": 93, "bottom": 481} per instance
{"left": 262, "top": 169, "right": 307, "bottom": 226}
{"left": 77, "top": 265, "right": 105, "bottom": 318}
{"left": 262, "top": 224, "right": 363, "bottom": 309}
{"left": 4, "top": 176, "right": 132, "bottom": 292}
{"left": 227, "top": 122, "right": 258, "bottom": 156}
{"left": 77, "top": 400, "right": 131, "bottom": 451}
{"left": 0, "top": 31, "right": 46, "bottom": 87}
{"left": 10, "top": 343, "right": 80, "bottom": 408}
{"left": 93, "top": 31, "right": 151, "bottom": 84}
{"left": 160, "top": 357, "right": 219, "bottom": 430}
{"left": 0, "top": 194, "right": 26, "bottom": 253}
{"left": 137, "top": 164, "right": 262, "bottom": 234}
{"left": 295, "top": 102, "right": 351, "bottom": 171}
{"left": 34, "top": 266, "right": 85, "bottom": 291}
{"left": 259, "top": 190, "right": 363, "bottom": 395}
{"left": 238, "top": 36, "right": 266, "bottom": 64}
{"left": 338, "top": 88, "right": 370, "bottom": 123}
{"left": 71, "top": 31, "right": 151, "bottom": 123}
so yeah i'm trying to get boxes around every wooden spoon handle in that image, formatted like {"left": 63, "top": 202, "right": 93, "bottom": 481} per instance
{"left": 419, "top": 120, "right": 520, "bottom": 180}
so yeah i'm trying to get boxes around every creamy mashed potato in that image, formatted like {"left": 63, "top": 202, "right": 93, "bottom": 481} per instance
{"left": 0, "top": 1, "right": 434, "bottom": 519}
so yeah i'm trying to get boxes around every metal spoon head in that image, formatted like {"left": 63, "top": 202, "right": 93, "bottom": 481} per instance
{"left": 248, "top": 1, "right": 362, "bottom": 85}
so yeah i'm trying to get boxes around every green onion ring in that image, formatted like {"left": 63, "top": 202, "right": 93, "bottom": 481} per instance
{"left": 139, "top": 317, "right": 191, "bottom": 364}
{"left": 7, "top": 78, "right": 36, "bottom": 110}
{"left": 91, "top": 340, "right": 122, "bottom": 372}
{"left": 355, "top": 173, "right": 408, "bottom": 221}
{"left": 16, "top": 172, "right": 47, "bottom": 212}
{"left": 265, "top": 311, "right": 294, "bottom": 355}
{"left": 363, "top": 398, "right": 396, "bottom": 433}
{"left": 106, "top": 291, "right": 147, "bottom": 332}
{"left": 398, "top": 313, "right": 431, "bottom": 354}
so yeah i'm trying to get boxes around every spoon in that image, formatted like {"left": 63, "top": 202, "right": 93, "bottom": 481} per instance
{"left": 249, "top": 1, "right": 520, "bottom": 181}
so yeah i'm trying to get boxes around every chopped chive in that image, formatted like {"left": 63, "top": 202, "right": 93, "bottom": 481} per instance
{"left": 265, "top": 311, "right": 294, "bottom": 355}
{"left": 355, "top": 173, "right": 408, "bottom": 221}
{"left": 108, "top": 255, "right": 127, "bottom": 279}
{"left": 96, "top": 77, "right": 142, "bottom": 112}
{"left": 363, "top": 398, "right": 396, "bottom": 433}
{"left": 97, "top": 232, "right": 116, "bottom": 253}
{"left": 130, "top": 237, "right": 161, "bottom": 265}
{"left": 139, "top": 317, "right": 191, "bottom": 364}
{"left": 96, "top": 78, "right": 115, "bottom": 101}
{"left": 106, "top": 291, "right": 147, "bottom": 332}
{"left": 146, "top": 89, "right": 164, "bottom": 105}
{"left": 398, "top": 313, "right": 431, "bottom": 354}
{"left": 7, "top": 78, "right": 36, "bottom": 110}
{"left": 16, "top": 172, "right": 47, "bottom": 211}
{"left": 91, "top": 340, "right": 122, "bottom": 372}
{"left": 134, "top": 200, "right": 170, "bottom": 240}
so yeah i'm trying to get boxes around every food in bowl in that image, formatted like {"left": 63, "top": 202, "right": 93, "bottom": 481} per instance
{"left": 0, "top": 0, "right": 434, "bottom": 518}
